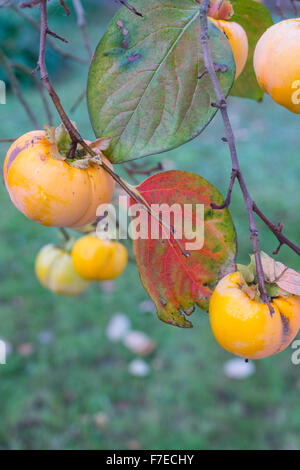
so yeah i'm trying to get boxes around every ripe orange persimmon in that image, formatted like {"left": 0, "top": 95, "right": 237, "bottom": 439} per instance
{"left": 210, "top": 18, "right": 249, "bottom": 79}
{"left": 71, "top": 234, "right": 128, "bottom": 281}
{"left": 254, "top": 19, "right": 300, "bottom": 114}
{"left": 209, "top": 272, "right": 300, "bottom": 360}
{"left": 35, "top": 244, "right": 89, "bottom": 296}
{"left": 3, "top": 130, "right": 115, "bottom": 228}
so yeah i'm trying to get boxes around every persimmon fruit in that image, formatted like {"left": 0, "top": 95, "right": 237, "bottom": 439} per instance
{"left": 254, "top": 18, "right": 300, "bottom": 114}
{"left": 35, "top": 244, "right": 89, "bottom": 296}
{"left": 3, "top": 130, "right": 115, "bottom": 228}
{"left": 210, "top": 18, "right": 249, "bottom": 79}
{"left": 209, "top": 272, "right": 300, "bottom": 360}
{"left": 71, "top": 234, "right": 128, "bottom": 281}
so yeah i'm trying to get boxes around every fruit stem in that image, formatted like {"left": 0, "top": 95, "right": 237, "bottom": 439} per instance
{"left": 59, "top": 227, "right": 70, "bottom": 242}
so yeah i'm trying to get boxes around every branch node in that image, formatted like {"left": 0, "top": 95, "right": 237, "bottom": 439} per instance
{"left": 46, "top": 28, "right": 68, "bottom": 43}
{"left": 118, "top": 0, "right": 143, "bottom": 17}
{"left": 250, "top": 229, "right": 259, "bottom": 238}
{"left": 211, "top": 99, "right": 227, "bottom": 109}
{"left": 198, "top": 69, "right": 208, "bottom": 80}
{"left": 214, "top": 63, "right": 228, "bottom": 73}
{"left": 32, "top": 65, "right": 40, "bottom": 75}
{"left": 273, "top": 242, "right": 283, "bottom": 256}
{"left": 211, "top": 169, "right": 238, "bottom": 210}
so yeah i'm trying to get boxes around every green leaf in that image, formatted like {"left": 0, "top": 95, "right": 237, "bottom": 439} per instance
{"left": 87, "top": 0, "right": 235, "bottom": 163}
{"left": 230, "top": 0, "right": 273, "bottom": 101}
{"left": 130, "top": 171, "right": 237, "bottom": 328}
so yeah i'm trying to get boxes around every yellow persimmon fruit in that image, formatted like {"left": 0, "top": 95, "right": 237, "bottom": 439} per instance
{"left": 209, "top": 272, "right": 300, "bottom": 360}
{"left": 254, "top": 19, "right": 300, "bottom": 113}
{"left": 71, "top": 234, "right": 128, "bottom": 281}
{"left": 98, "top": 241, "right": 128, "bottom": 281}
{"left": 35, "top": 244, "right": 89, "bottom": 296}
{"left": 3, "top": 130, "right": 115, "bottom": 227}
{"left": 210, "top": 18, "right": 249, "bottom": 79}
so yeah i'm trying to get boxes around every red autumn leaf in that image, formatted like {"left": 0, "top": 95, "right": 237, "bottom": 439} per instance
{"left": 130, "top": 171, "right": 237, "bottom": 328}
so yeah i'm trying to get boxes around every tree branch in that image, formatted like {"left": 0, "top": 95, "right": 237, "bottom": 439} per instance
{"left": 199, "top": 0, "right": 274, "bottom": 313}
{"left": 118, "top": 0, "right": 143, "bottom": 17}
{"left": 0, "top": 47, "right": 39, "bottom": 128}
{"left": 11, "top": 61, "right": 53, "bottom": 125}
{"left": 72, "top": 0, "right": 93, "bottom": 59}
{"left": 252, "top": 203, "right": 300, "bottom": 256}
{"left": 20, "top": 0, "right": 42, "bottom": 8}
{"left": 0, "top": 138, "right": 18, "bottom": 143}
{"left": 211, "top": 168, "right": 238, "bottom": 210}
{"left": 10, "top": 3, "right": 87, "bottom": 64}
{"left": 200, "top": 1, "right": 300, "bottom": 261}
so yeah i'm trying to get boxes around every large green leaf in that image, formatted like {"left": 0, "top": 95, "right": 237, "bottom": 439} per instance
{"left": 230, "top": 0, "right": 273, "bottom": 101}
{"left": 87, "top": 0, "right": 235, "bottom": 163}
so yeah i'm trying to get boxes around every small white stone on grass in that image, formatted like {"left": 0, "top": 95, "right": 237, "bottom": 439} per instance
{"left": 38, "top": 330, "right": 54, "bottom": 345}
{"left": 138, "top": 300, "right": 156, "bottom": 314}
{"left": 100, "top": 281, "right": 116, "bottom": 293}
{"left": 106, "top": 313, "right": 131, "bottom": 342}
{"left": 123, "top": 331, "right": 155, "bottom": 355}
{"left": 128, "top": 359, "right": 150, "bottom": 377}
{"left": 94, "top": 412, "right": 109, "bottom": 428}
{"left": 0, "top": 338, "right": 12, "bottom": 355}
{"left": 223, "top": 358, "right": 256, "bottom": 380}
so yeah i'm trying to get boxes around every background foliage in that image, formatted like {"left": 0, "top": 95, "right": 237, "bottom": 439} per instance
{"left": 0, "top": 0, "right": 300, "bottom": 450}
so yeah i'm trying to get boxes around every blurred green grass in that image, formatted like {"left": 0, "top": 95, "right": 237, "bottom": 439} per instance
{"left": 0, "top": 2, "right": 300, "bottom": 450}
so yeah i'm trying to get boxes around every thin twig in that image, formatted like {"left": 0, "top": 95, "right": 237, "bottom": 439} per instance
{"left": 290, "top": 0, "right": 298, "bottom": 14}
{"left": 10, "top": 3, "right": 87, "bottom": 64}
{"left": 20, "top": 0, "right": 69, "bottom": 13}
{"left": 211, "top": 169, "right": 238, "bottom": 210}
{"left": 199, "top": 0, "right": 273, "bottom": 313}
{"left": 125, "top": 162, "right": 163, "bottom": 177}
{"left": 46, "top": 28, "right": 68, "bottom": 43}
{"left": 36, "top": 0, "right": 81, "bottom": 143}
{"left": 0, "top": 138, "right": 18, "bottom": 143}
{"left": 59, "top": 227, "right": 70, "bottom": 242}
{"left": 12, "top": 61, "right": 53, "bottom": 125}
{"left": 123, "top": 162, "right": 163, "bottom": 184}
{"left": 276, "top": 0, "right": 299, "bottom": 16}
{"left": 20, "top": 0, "right": 42, "bottom": 8}
{"left": 276, "top": 0, "right": 284, "bottom": 17}
{"left": 70, "top": 89, "right": 86, "bottom": 113}
{"left": 59, "top": 0, "right": 70, "bottom": 15}
{"left": 0, "top": 47, "right": 39, "bottom": 128}
{"left": 200, "top": 2, "right": 300, "bottom": 261}
{"left": 72, "top": 0, "right": 93, "bottom": 59}
{"left": 252, "top": 204, "right": 300, "bottom": 256}
{"left": 118, "top": 0, "right": 143, "bottom": 17}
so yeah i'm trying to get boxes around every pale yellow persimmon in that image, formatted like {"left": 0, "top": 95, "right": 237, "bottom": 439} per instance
{"left": 35, "top": 244, "right": 89, "bottom": 296}
{"left": 254, "top": 19, "right": 300, "bottom": 113}
{"left": 3, "top": 131, "right": 115, "bottom": 227}
{"left": 209, "top": 272, "right": 300, "bottom": 359}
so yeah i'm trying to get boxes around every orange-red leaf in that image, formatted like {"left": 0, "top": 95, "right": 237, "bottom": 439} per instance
{"left": 130, "top": 171, "right": 237, "bottom": 328}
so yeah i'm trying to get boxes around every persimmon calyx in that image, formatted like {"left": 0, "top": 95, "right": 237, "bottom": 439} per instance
{"left": 206, "top": 0, "right": 234, "bottom": 20}
{"left": 45, "top": 122, "right": 78, "bottom": 160}
{"left": 259, "top": 252, "right": 300, "bottom": 297}
{"left": 237, "top": 251, "right": 300, "bottom": 301}
{"left": 44, "top": 123, "right": 112, "bottom": 169}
